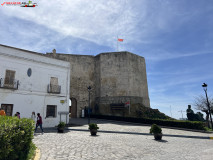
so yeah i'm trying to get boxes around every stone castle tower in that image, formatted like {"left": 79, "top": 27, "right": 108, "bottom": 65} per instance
{"left": 46, "top": 51, "right": 150, "bottom": 118}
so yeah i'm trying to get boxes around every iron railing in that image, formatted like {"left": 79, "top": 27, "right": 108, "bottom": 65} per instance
{"left": 47, "top": 84, "right": 61, "bottom": 94}
{"left": 0, "top": 78, "right": 19, "bottom": 90}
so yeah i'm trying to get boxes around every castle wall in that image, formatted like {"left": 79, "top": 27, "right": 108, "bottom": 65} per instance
{"left": 95, "top": 52, "right": 150, "bottom": 116}
{"left": 46, "top": 51, "right": 150, "bottom": 117}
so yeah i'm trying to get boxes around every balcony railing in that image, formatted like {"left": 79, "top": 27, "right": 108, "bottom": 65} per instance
{"left": 0, "top": 78, "right": 19, "bottom": 90}
{"left": 47, "top": 84, "right": 61, "bottom": 94}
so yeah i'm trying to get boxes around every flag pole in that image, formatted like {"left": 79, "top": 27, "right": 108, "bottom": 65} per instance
{"left": 117, "top": 35, "right": 118, "bottom": 52}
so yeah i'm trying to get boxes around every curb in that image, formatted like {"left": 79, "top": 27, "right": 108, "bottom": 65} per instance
{"left": 33, "top": 148, "right": 40, "bottom": 160}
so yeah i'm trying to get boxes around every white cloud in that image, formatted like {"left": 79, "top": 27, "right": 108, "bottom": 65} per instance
{"left": 1, "top": 0, "right": 141, "bottom": 47}
{"left": 1, "top": 0, "right": 210, "bottom": 54}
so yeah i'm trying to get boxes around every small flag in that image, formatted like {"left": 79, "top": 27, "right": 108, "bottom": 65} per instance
{"left": 118, "top": 38, "right": 124, "bottom": 42}
{"left": 125, "top": 101, "right": 130, "bottom": 108}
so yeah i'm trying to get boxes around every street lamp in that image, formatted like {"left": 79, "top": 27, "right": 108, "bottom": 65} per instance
{"left": 202, "top": 83, "right": 213, "bottom": 129}
{"left": 88, "top": 86, "right": 91, "bottom": 124}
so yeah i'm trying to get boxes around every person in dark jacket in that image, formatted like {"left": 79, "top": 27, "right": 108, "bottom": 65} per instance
{"left": 16, "top": 112, "right": 20, "bottom": 119}
{"left": 35, "top": 113, "right": 44, "bottom": 133}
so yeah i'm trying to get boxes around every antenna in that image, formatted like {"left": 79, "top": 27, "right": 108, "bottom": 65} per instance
{"left": 178, "top": 110, "right": 186, "bottom": 119}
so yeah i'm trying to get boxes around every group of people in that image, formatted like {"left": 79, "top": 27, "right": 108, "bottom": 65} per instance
{"left": 0, "top": 109, "right": 43, "bottom": 133}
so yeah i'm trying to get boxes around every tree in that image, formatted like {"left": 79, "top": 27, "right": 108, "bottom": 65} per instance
{"left": 194, "top": 95, "right": 213, "bottom": 127}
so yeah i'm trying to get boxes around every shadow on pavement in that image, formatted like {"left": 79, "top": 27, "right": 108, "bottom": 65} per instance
{"left": 68, "top": 128, "right": 211, "bottom": 140}
{"left": 154, "top": 139, "right": 168, "bottom": 143}
{"left": 34, "top": 127, "right": 71, "bottom": 136}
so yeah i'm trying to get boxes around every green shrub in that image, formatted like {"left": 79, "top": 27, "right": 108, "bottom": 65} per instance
{"left": 150, "top": 124, "right": 162, "bottom": 134}
{"left": 88, "top": 123, "right": 99, "bottom": 130}
{"left": 134, "top": 104, "right": 174, "bottom": 120}
{"left": 0, "top": 116, "right": 35, "bottom": 160}
{"left": 26, "top": 142, "right": 36, "bottom": 160}
{"left": 57, "top": 121, "right": 66, "bottom": 128}
{"left": 90, "top": 114, "right": 205, "bottom": 130}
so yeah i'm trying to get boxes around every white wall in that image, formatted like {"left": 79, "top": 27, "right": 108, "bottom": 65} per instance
{"left": 0, "top": 45, "right": 70, "bottom": 127}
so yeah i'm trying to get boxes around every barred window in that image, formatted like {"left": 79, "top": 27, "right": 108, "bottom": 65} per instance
{"left": 1, "top": 104, "right": 13, "bottom": 116}
{"left": 46, "top": 105, "right": 57, "bottom": 118}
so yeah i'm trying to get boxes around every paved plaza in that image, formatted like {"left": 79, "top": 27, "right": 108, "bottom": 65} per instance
{"left": 33, "top": 118, "right": 213, "bottom": 160}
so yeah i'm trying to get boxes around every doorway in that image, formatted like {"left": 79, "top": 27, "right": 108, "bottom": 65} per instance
{"left": 70, "top": 98, "right": 77, "bottom": 118}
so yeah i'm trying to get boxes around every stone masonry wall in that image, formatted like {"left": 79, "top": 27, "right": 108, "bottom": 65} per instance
{"left": 45, "top": 51, "right": 150, "bottom": 117}
{"left": 94, "top": 52, "right": 150, "bottom": 116}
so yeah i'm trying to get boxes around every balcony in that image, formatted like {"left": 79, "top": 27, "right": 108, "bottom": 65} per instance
{"left": 0, "top": 78, "right": 19, "bottom": 90}
{"left": 47, "top": 84, "right": 61, "bottom": 94}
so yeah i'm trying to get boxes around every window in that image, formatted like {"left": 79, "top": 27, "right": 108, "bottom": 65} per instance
{"left": 50, "top": 77, "right": 58, "bottom": 85}
{"left": 1, "top": 104, "right": 13, "bottom": 116}
{"left": 27, "top": 68, "right": 32, "bottom": 77}
{"left": 4, "top": 70, "right": 15, "bottom": 86}
{"left": 48, "top": 77, "right": 61, "bottom": 93}
{"left": 50, "top": 77, "right": 58, "bottom": 92}
{"left": 46, "top": 105, "right": 57, "bottom": 118}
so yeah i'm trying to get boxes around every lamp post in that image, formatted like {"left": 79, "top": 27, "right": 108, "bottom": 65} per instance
{"left": 202, "top": 83, "right": 213, "bottom": 129}
{"left": 88, "top": 86, "right": 91, "bottom": 124}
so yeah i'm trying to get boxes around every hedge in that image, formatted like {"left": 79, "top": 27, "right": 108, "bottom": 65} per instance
{"left": 0, "top": 116, "right": 35, "bottom": 160}
{"left": 90, "top": 114, "right": 205, "bottom": 130}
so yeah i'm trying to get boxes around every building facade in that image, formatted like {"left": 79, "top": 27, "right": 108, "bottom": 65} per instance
{"left": 46, "top": 50, "right": 150, "bottom": 118}
{"left": 0, "top": 45, "right": 70, "bottom": 127}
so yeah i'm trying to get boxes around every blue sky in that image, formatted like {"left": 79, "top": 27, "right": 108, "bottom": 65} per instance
{"left": 1, "top": 0, "right": 213, "bottom": 119}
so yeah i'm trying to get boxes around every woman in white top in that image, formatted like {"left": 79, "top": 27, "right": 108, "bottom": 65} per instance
{"left": 31, "top": 111, "right": 36, "bottom": 122}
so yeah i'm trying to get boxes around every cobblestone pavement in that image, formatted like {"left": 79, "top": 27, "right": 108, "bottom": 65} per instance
{"left": 33, "top": 118, "right": 213, "bottom": 160}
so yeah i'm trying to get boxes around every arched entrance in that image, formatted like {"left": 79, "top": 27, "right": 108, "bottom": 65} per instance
{"left": 69, "top": 98, "right": 77, "bottom": 118}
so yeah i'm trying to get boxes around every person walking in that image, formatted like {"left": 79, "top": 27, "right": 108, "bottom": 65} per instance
{"left": 16, "top": 112, "right": 20, "bottom": 119}
{"left": 31, "top": 111, "right": 36, "bottom": 121}
{"left": 35, "top": 113, "right": 44, "bottom": 134}
{"left": 31, "top": 111, "right": 36, "bottom": 125}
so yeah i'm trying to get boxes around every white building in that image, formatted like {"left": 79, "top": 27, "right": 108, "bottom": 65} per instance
{"left": 0, "top": 44, "right": 70, "bottom": 127}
